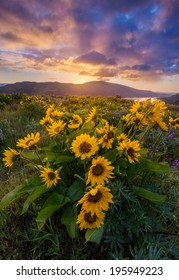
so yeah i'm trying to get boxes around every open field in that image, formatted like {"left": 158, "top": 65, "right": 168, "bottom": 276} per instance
{"left": 0, "top": 94, "right": 179, "bottom": 260}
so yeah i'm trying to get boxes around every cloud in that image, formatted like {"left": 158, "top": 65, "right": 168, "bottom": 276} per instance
{"left": 132, "top": 64, "right": 151, "bottom": 71}
{"left": 74, "top": 51, "right": 117, "bottom": 66}
{"left": 93, "top": 68, "right": 119, "bottom": 78}
{"left": 1, "top": 32, "right": 19, "bottom": 41}
{"left": 0, "top": 0, "right": 179, "bottom": 89}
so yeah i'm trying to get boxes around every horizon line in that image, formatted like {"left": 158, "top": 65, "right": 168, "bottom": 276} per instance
{"left": 0, "top": 80, "right": 177, "bottom": 94}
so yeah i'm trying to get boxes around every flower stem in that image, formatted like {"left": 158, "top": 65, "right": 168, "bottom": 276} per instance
{"left": 35, "top": 150, "right": 44, "bottom": 166}
{"left": 20, "top": 153, "right": 41, "bottom": 170}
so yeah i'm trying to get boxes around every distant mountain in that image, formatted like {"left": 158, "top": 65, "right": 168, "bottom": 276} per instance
{"left": 0, "top": 83, "right": 7, "bottom": 87}
{"left": 0, "top": 81, "right": 175, "bottom": 98}
{"left": 162, "top": 93, "right": 179, "bottom": 104}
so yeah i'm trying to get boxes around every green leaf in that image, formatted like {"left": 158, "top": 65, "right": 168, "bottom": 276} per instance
{"left": 61, "top": 205, "right": 78, "bottom": 238}
{"left": 115, "top": 123, "right": 123, "bottom": 136}
{"left": 55, "top": 155, "right": 74, "bottom": 164}
{"left": 0, "top": 183, "right": 33, "bottom": 211}
{"left": 85, "top": 226, "right": 104, "bottom": 244}
{"left": 133, "top": 187, "right": 166, "bottom": 204}
{"left": 21, "top": 184, "right": 50, "bottom": 214}
{"left": 104, "top": 149, "right": 118, "bottom": 163}
{"left": 42, "top": 145, "right": 63, "bottom": 161}
{"left": 36, "top": 192, "right": 70, "bottom": 229}
{"left": 21, "top": 151, "right": 39, "bottom": 160}
{"left": 67, "top": 179, "right": 85, "bottom": 202}
{"left": 114, "top": 165, "right": 120, "bottom": 175}
{"left": 42, "top": 191, "right": 70, "bottom": 208}
{"left": 74, "top": 109, "right": 87, "bottom": 116}
{"left": 139, "top": 148, "right": 148, "bottom": 157}
{"left": 63, "top": 112, "right": 71, "bottom": 118}
{"left": 143, "top": 160, "right": 171, "bottom": 174}
{"left": 81, "top": 122, "right": 94, "bottom": 131}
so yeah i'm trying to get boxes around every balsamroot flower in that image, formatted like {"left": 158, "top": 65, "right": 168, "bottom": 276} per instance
{"left": 78, "top": 185, "right": 113, "bottom": 215}
{"left": 77, "top": 209, "right": 105, "bottom": 230}
{"left": 46, "top": 120, "right": 66, "bottom": 137}
{"left": 39, "top": 116, "right": 53, "bottom": 126}
{"left": 85, "top": 107, "right": 97, "bottom": 123}
{"left": 169, "top": 116, "right": 179, "bottom": 129}
{"left": 96, "top": 121, "right": 115, "bottom": 149}
{"left": 40, "top": 167, "right": 60, "bottom": 188}
{"left": 117, "top": 139, "right": 141, "bottom": 164}
{"left": 16, "top": 132, "right": 40, "bottom": 149}
{"left": 68, "top": 114, "right": 83, "bottom": 129}
{"left": 86, "top": 156, "right": 114, "bottom": 186}
{"left": 3, "top": 148, "right": 19, "bottom": 167}
{"left": 71, "top": 133, "right": 99, "bottom": 160}
{"left": 117, "top": 133, "right": 129, "bottom": 143}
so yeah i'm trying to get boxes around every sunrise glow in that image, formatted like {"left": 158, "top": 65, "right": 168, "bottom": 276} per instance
{"left": 0, "top": 0, "right": 179, "bottom": 92}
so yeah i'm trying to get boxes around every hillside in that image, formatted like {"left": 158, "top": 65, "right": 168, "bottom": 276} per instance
{"left": 0, "top": 81, "right": 174, "bottom": 98}
{"left": 163, "top": 93, "right": 179, "bottom": 104}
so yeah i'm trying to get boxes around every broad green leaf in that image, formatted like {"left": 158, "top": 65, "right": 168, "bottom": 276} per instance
{"left": 133, "top": 187, "right": 166, "bottom": 204}
{"left": 36, "top": 192, "right": 70, "bottom": 229}
{"left": 43, "top": 151, "right": 57, "bottom": 161}
{"left": 74, "top": 109, "right": 87, "bottom": 115}
{"left": 42, "top": 191, "right": 69, "bottom": 208}
{"left": 66, "top": 179, "right": 85, "bottom": 202}
{"left": 139, "top": 148, "right": 148, "bottom": 157}
{"left": 0, "top": 183, "right": 33, "bottom": 210}
{"left": 143, "top": 160, "right": 171, "bottom": 174}
{"left": 81, "top": 122, "right": 94, "bottom": 130}
{"left": 21, "top": 184, "right": 50, "bottom": 214}
{"left": 42, "top": 145, "right": 63, "bottom": 160}
{"left": 61, "top": 205, "right": 78, "bottom": 238}
{"left": 26, "top": 175, "right": 44, "bottom": 187}
{"left": 21, "top": 151, "right": 39, "bottom": 160}
{"left": 104, "top": 149, "right": 118, "bottom": 163}
{"left": 63, "top": 112, "right": 71, "bottom": 118}
{"left": 85, "top": 226, "right": 104, "bottom": 244}
{"left": 55, "top": 155, "right": 74, "bottom": 164}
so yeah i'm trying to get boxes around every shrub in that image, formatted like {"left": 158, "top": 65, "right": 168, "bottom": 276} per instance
{"left": 0, "top": 98, "right": 178, "bottom": 259}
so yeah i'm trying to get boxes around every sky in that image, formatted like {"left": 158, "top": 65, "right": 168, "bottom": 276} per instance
{"left": 0, "top": 0, "right": 179, "bottom": 92}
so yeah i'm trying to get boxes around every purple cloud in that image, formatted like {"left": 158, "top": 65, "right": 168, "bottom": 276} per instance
{"left": 132, "top": 64, "right": 151, "bottom": 71}
{"left": 74, "top": 51, "right": 117, "bottom": 66}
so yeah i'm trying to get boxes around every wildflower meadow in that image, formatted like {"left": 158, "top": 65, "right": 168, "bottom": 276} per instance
{"left": 0, "top": 94, "right": 178, "bottom": 259}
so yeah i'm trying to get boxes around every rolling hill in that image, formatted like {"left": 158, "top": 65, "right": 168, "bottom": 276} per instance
{"left": 0, "top": 81, "right": 174, "bottom": 98}
{"left": 162, "top": 93, "right": 179, "bottom": 104}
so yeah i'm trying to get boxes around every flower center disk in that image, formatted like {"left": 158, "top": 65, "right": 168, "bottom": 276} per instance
{"left": 48, "top": 172, "right": 56, "bottom": 180}
{"left": 84, "top": 213, "right": 97, "bottom": 223}
{"left": 92, "top": 164, "right": 104, "bottom": 176}
{"left": 79, "top": 141, "right": 92, "bottom": 153}
{"left": 88, "top": 190, "right": 102, "bottom": 203}
{"left": 107, "top": 131, "right": 114, "bottom": 139}
{"left": 127, "top": 147, "right": 135, "bottom": 157}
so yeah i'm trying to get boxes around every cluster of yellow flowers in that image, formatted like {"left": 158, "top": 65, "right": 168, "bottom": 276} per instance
{"left": 77, "top": 185, "right": 113, "bottom": 230}
{"left": 169, "top": 116, "right": 179, "bottom": 129}
{"left": 20, "top": 95, "right": 46, "bottom": 107}
{"left": 122, "top": 99, "right": 168, "bottom": 131}
{"left": 2, "top": 99, "right": 179, "bottom": 231}
{"left": 2, "top": 132, "right": 61, "bottom": 189}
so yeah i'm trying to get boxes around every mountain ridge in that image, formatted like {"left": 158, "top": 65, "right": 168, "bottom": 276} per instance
{"left": 162, "top": 93, "right": 179, "bottom": 104}
{"left": 0, "top": 81, "right": 175, "bottom": 98}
